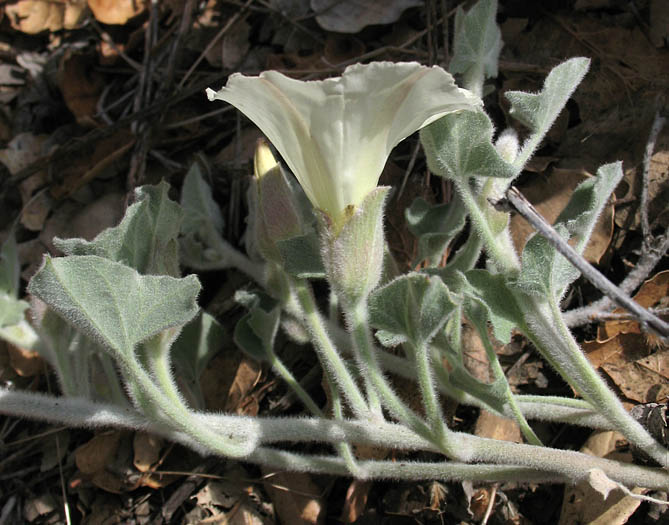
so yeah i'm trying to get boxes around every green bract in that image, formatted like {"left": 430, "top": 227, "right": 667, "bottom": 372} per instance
{"left": 206, "top": 61, "right": 481, "bottom": 228}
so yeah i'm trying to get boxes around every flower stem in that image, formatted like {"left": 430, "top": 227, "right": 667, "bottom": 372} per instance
{"left": 291, "top": 278, "right": 370, "bottom": 419}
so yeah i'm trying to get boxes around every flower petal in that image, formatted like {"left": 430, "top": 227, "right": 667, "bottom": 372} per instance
{"left": 207, "top": 62, "right": 480, "bottom": 223}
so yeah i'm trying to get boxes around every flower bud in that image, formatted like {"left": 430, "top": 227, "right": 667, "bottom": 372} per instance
{"left": 251, "top": 140, "right": 306, "bottom": 263}
{"left": 494, "top": 128, "right": 519, "bottom": 164}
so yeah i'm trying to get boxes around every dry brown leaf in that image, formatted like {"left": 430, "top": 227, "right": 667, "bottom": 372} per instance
{"left": 340, "top": 479, "right": 372, "bottom": 524}
{"left": 0, "top": 132, "right": 49, "bottom": 176}
{"left": 75, "top": 430, "right": 138, "bottom": 493}
{"left": 7, "top": 343, "right": 43, "bottom": 377}
{"left": 601, "top": 356, "right": 669, "bottom": 404}
{"left": 559, "top": 431, "right": 644, "bottom": 525}
{"left": 311, "top": 0, "right": 421, "bottom": 33}
{"left": 5, "top": 0, "right": 87, "bottom": 34}
{"left": 585, "top": 273, "right": 669, "bottom": 404}
{"left": 59, "top": 51, "right": 105, "bottom": 124}
{"left": 221, "top": 19, "right": 251, "bottom": 70}
{"left": 265, "top": 51, "right": 324, "bottom": 74}
{"left": 49, "top": 130, "right": 135, "bottom": 199}
{"left": 323, "top": 34, "right": 366, "bottom": 65}
{"left": 510, "top": 167, "right": 614, "bottom": 264}
{"left": 224, "top": 355, "right": 262, "bottom": 414}
{"left": 263, "top": 470, "right": 324, "bottom": 525}
{"left": 598, "top": 271, "right": 669, "bottom": 342}
{"left": 75, "top": 430, "right": 122, "bottom": 475}
{"left": 87, "top": 0, "right": 144, "bottom": 24}
{"left": 583, "top": 332, "right": 646, "bottom": 370}
{"left": 474, "top": 409, "right": 522, "bottom": 443}
{"left": 132, "top": 432, "right": 162, "bottom": 473}
{"left": 201, "top": 350, "right": 262, "bottom": 414}
{"left": 21, "top": 194, "right": 51, "bottom": 232}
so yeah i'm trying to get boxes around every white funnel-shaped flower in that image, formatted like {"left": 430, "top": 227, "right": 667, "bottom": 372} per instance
{"left": 207, "top": 61, "right": 480, "bottom": 228}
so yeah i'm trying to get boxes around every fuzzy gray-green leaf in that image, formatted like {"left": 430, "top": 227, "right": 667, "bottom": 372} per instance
{"left": 55, "top": 182, "right": 182, "bottom": 277}
{"left": 406, "top": 196, "right": 467, "bottom": 266}
{"left": 506, "top": 58, "right": 589, "bottom": 154}
{"left": 28, "top": 255, "right": 200, "bottom": 357}
{"left": 459, "top": 270, "right": 525, "bottom": 344}
{"left": 172, "top": 311, "right": 226, "bottom": 382}
{"left": 180, "top": 162, "right": 224, "bottom": 236}
{"left": 369, "top": 273, "right": 455, "bottom": 345}
{"left": 420, "top": 110, "right": 516, "bottom": 181}
{"left": 555, "top": 162, "right": 623, "bottom": 254}
{"left": 450, "top": 0, "right": 502, "bottom": 79}
{"left": 513, "top": 224, "right": 578, "bottom": 300}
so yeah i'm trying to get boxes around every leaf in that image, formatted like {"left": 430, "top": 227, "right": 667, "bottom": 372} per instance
{"left": 5, "top": 0, "right": 86, "bottom": 33}
{"left": 55, "top": 182, "right": 182, "bottom": 277}
{"left": 506, "top": 58, "right": 589, "bottom": 165}
{"left": 0, "top": 228, "right": 29, "bottom": 329}
{"left": 87, "top": 0, "right": 145, "bottom": 24}
{"left": 554, "top": 162, "right": 623, "bottom": 255}
{"left": 28, "top": 255, "right": 200, "bottom": 358}
{"left": 509, "top": 167, "right": 615, "bottom": 264}
{"left": 180, "top": 162, "right": 224, "bottom": 237}
{"left": 513, "top": 223, "right": 578, "bottom": 300}
{"left": 233, "top": 290, "right": 280, "bottom": 362}
{"left": 0, "top": 227, "right": 20, "bottom": 297}
{"left": 0, "top": 295, "right": 28, "bottom": 328}
{"left": 311, "top": 0, "right": 422, "bottom": 33}
{"left": 368, "top": 273, "right": 456, "bottom": 345}
{"left": 459, "top": 270, "right": 525, "bottom": 344}
{"left": 514, "top": 162, "right": 623, "bottom": 300}
{"left": 171, "top": 311, "right": 227, "bottom": 403}
{"left": 405, "top": 196, "right": 467, "bottom": 266}
{"left": 275, "top": 233, "right": 325, "bottom": 278}
{"left": 450, "top": 0, "right": 503, "bottom": 79}
{"left": 420, "top": 110, "right": 516, "bottom": 181}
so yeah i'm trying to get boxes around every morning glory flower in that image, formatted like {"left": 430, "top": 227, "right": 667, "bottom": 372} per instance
{"left": 207, "top": 61, "right": 480, "bottom": 228}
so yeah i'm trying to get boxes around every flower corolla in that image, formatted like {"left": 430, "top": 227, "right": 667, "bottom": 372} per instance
{"left": 207, "top": 61, "right": 481, "bottom": 227}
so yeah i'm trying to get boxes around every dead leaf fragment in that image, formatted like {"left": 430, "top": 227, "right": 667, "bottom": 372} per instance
{"left": 87, "top": 0, "right": 144, "bottom": 24}
{"left": 474, "top": 409, "right": 522, "bottom": 443}
{"left": 75, "top": 430, "right": 122, "bottom": 475}
{"left": 311, "top": 0, "right": 422, "bottom": 33}
{"left": 263, "top": 470, "right": 324, "bottom": 525}
{"left": 7, "top": 343, "right": 43, "bottom": 377}
{"left": 49, "top": 130, "right": 135, "bottom": 199}
{"left": 559, "top": 431, "right": 645, "bottom": 525}
{"left": 340, "top": 479, "right": 371, "bottom": 523}
{"left": 59, "top": 51, "right": 105, "bottom": 124}
{"left": 5, "top": 0, "right": 87, "bottom": 34}
{"left": 132, "top": 432, "right": 162, "bottom": 473}
{"left": 597, "top": 271, "right": 669, "bottom": 342}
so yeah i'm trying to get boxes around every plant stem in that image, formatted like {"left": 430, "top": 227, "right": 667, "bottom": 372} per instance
{"left": 268, "top": 347, "right": 360, "bottom": 475}
{"left": 122, "top": 352, "right": 257, "bottom": 458}
{"left": 524, "top": 296, "right": 669, "bottom": 467}
{"left": 454, "top": 179, "right": 519, "bottom": 274}
{"left": 469, "top": 316, "right": 542, "bottom": 446}
{"left": 291, "top": 278, "right": 369, "bottom": 419}
{"left": 346, "top": 302, "right": 456, "bottom": 455}
{"left": 408, "top": 338, "right": 448, "bottom": 443}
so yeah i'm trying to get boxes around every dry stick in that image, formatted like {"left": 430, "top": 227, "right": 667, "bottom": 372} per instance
{"left": 127, "top": 0, "right": 159, "bottom": 189}
{"left": 640, "top": 110, "right": 666, "bottom": 245}
{"left": 563, "top": 231, "right": 669, "bottom": 327}
{"left": 564, "top": 111, "right": 668, "bottom": 328}
{"left": 506, "top": 187, "right": 669, "bottom": 338}
{"left": 178, "top": 0, "right": 254, "bottom": 89}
